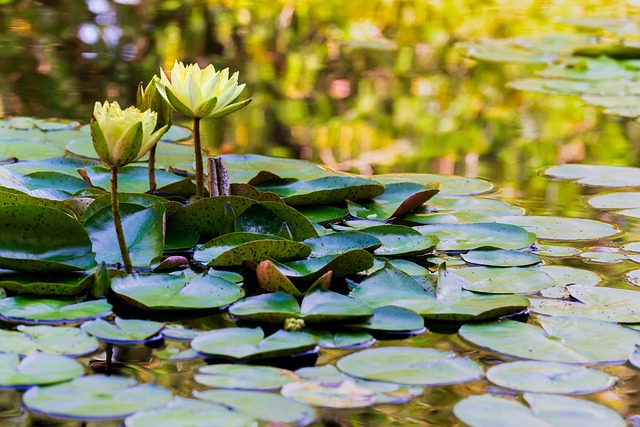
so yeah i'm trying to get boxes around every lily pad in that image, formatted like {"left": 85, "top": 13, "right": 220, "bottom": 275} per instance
{"left": 461, "top": 249, "right": 541, "bottom": 267}
{"left": 536, "top": 265, "right": 603, "bottom": 298}
{"left": 454, "top": 393, "right": 625, "bottom": 427}
{"left": 374, "top": 173, "right": 493, "bottom": 196}
{"left": 312, "top": 330, "right": 375, "bottom": 349}
{"left": 496, "top": 215, "right": 621, "bottom": 241}
{"left": 229, "top": 289, "right": 373, "bottom": 324}
{"left": 111, "top": 272, "right": 244, "bottom": 311}
{"left": 194, "top": 389, "right": 316, "bottom": 426}
{"left": 415, "top": 223, "right": 536, "bottom": 251}
{"left": 268, "top": 249, "right": 375, "bottom": 283}
{"left": 234, "top": 202, "right": 318, "bottom": 241}
{"left": 222, "top": 153, "right": 332, "bottom": 183}
{"left": 0, "top": 205, "right": 96, "bottom": 273}
{"left": 347, "top": 182, "right": 440, "bottom": 220}
{"left": 453, "top": 267, "right": 555, "bottom": 294}
{"left": 81, "top": 165, "right": 184, "bottom": 193}
{"left": 345, "top": 305, "right": 425, "bottom": 334}
{"left": 195, "top": 364, "right": 299, "bottom": 391}
{"left": 486, "top": 361, "right": 616, "bottom": 394}
{"left": 459, "top": 316, "right": 640, "bottom": 364}
{"left": 0, "top": 352, "right": 85, "bottom": 389}
{"left": 191, "top": 327, "right": 318, "bottom": 361}
{"left": 81, "top": 317, "right": 164, "bottom": 344}
{"left": 194, "top": 233, "right": 312, "bottom": 267}
{"left": 296, "top": 205, "right": 349, "bottom": 225}
{"left": 84, "top": 203, "right": 165, "bottom": 267}
{"left": 255, "top": 176, "right": 385, "bottom": 206}
{"left": 281, "top": 380, "right": 377, "bottom": 408}
{"left": 361, "top": 225, "right": 438, "bottom": 257}
{"left": 302, "top": 232, "right": 382, "bottom": 257}
{"left": 124, "top": 397, "right": 256, "bottom": 427}
{"left": 22, "top": 375, "right": 173, "bottom": 421}
{"left": 0, "top": 297, "right": 112, "bottom": 324}
{"left": 544, "top": 164, "right": 640, "bottom": 187}
{"left": 0, "top": 272, "right": 94, "bottom": 296}
{"left": 0, "top": 325, "right": 99, "bottom": 356}
{"left": 404, "top": 195, "right": 525, "bottom": 224}
{"left": 336, "top": 347, "right": 483, "bottom": 386}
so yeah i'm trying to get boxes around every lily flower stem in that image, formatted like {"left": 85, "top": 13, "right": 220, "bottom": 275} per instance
{"left": 110, "top": 167, "right": 133, "bottom": 273}
{"left": 193, "top": 117, "right": 204, "bottom": 197}
{"left": 148, "top": 144, "right": 157, "bottom": 193}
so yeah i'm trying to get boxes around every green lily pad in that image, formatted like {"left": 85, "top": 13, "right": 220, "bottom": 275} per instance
{"left": 302, "top": 232, "right": 382, "bottom": 257}
{"left": 234, "top": 202, "right": 318, "bottom": 241}
{"left": 373, "top": 173, "right": 493, "bottom": 196}
{"left": 0, "top": 352, "right": 84, "bottom": 389}
{"left": 462, "top": 42, "right": 555, "bottom": 64}
{"left": 255, "top": 176, "right": 385, "bottom": 206}
{"left": 194, "top": 389, "right": 316, "bottom": 426}
{"left": 191, "top": 327, "right": 318, "bottom": 361}
{"left": 81, "top": 317, "right": 164, "bottom": 344}
{"left": 269, "top": 249, "right": 375, "bottom": 283}
{"left": 0, "top": 325, "right": 99, "bottom": 356}
{"left": 486, "top": 361, "right": 616, "bottom": 394}
{"left": 280, "top": 380, "right": 377, "bottom": 408}
{"left": 81, "top": 165, "right": 185, "bottom": 193}
{"left": 229, "top": 289, "right": 373, "bottom": 324}
{"left": 579, "top": 249, "right": 628, "bottom": 264}
{"left": 347, "top": 182, "right": 440, "bottom": 220}
{"left": 531, "top": 244, "right": 581, "bottom": 257}
{"left": 194, "top": 233, "right": 312, "bottom": 267}
{"left": 296, "top": 205, "right": 349, "bottom": 225}
{"left": 312, "top": 330, "right": 374, "bottom": 349}
{"left": 461, "top": 249, "right": 541, "bottom": 267}
{"left": 81, "top": 193, "right": 166, "bottom": 221}
{"left": 336, "top": 347, "right": 483, "bottom": 386}
{"left": 4, "top": 157, "right": 98, "bottom": 177}
{"left": 195, "top": 364, "right": 299, "bottom": 391}
{"left": 0, "top": 297, "right": 112, "bottom": 324}
{"left": 544, "top": 164, "right": 640, "bottom": 187}
{"left": 0, "top": 272, "right": 94, "bottom": 296}
{"left": 537, "top": 57, "right": 635, "bottom": 82}
{"left": 537, "top": 264, "right": 603, "bottom": 297}
{"left": 530, "top": 285, "right": 640, "bottom": 323}
{"left": 349, "top": 264, "right": 529, "bottom": 321}
{"left": 22, "top": 375, "right": 173, "bottom": 421}
{"left": 111, "top": 272, "right": 244, "bottom": 311}
{"left": 454, "top": 393, "right": 625, "bottom": 427}
{"left": 345, "top": 305, "right": 425, "bottom": 334}
{"left": 583, "top": 94, "right": 640, "bottom": 108}
{"left": 22, "top": 171, "right": 90, "bottom": 195}
{"left": 452, "top": 267, "right": 555, "bottom": 294}
{"left": 153, "top": 346, "right": 198, "bottom": 361}
{"left": 403, "top": 195, "right": 525, "bottom": 224}
{"left": 367, "top": 258, "right": 432, "bottom": 276}
{"left": 0, "top": 188, "right": 75, "bottom": 213}
{"left": 416, "top": 223, "right": 536, "bottom": 251}
{"left": 0, "top": 139, "right": 65, "bottom": 160}
{"left": 496, "top": 215, "right": 620, "bottom": 241}
{"left": 459, "top": 316, "right": 640, "bottom": 364}
{"left": 162, "top": 326, "right": 201, "bottom": 341}
{"left": 0, "top": 205, "right": 96, "bottom": 273}
{"left": 361, "top": 225, "right": 438, "bottom": 257}
{"left": 84, "top": 203, "right": 165, "bottom": 267}
{"left": 124, "top": 397, "right": 256, "bottom": 427}
{"left": 222, "top": 153, "right": 332, "bottom": 183}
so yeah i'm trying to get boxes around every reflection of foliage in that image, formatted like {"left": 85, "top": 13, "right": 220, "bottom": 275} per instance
{"left": 1, "top": 0, "right": 639, "bottom": 180}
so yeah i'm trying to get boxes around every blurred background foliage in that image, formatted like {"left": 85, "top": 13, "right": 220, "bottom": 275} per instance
{"left": 1, "top": 0, "right": 640, "bottom": 195}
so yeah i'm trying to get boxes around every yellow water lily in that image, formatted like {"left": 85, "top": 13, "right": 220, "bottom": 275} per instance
{"left": 90, "top": 101, "right": 168, "bottom": 168}
{"left": 157, "top": 60, "right": 251, "bottom": 119}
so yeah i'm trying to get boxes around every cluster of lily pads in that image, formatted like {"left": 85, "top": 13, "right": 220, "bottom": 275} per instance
{"left": 3, "top": 113, "right": 640, "bottom": 425}
{"left": 461, "top": 17, "right": 640, "bottom": 119}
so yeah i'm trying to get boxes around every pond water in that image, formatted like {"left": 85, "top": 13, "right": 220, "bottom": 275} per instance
{"left": 2, "top": 1, "right": 640, "bottom": 426}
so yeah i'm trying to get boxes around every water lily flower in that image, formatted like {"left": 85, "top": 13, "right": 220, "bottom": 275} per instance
{"left": 156, "top": 60, "right": 251, "bottom": 119}
{"left": 90, "top": 101, "right": 168, "bottom": 168}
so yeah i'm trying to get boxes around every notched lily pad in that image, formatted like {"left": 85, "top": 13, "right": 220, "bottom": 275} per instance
{"left": 544, "top": 164, "right": 640, "bottom": 188}
{"left": 461, "top": 249, "right": 541, "bottom": 267}
{"left": 302, "top": 232, "right": 382, "bottom": 257}
{"left": 453, "top": 266, "right": 555, "bottom": 294}
{"left": 361, "top": 225, "right": 438, "bottom": 257}
{"left": 0, "top": 297, "right": 112, "bottom": 324}
{"left": 0, "top": 272, "right": 94, "bottom": 296}
{"left": 347, "top": 182, "right": 440, "bottom": 220}
{"left": 0, "top": 352, "right": 85, "bottom": 389}
{"left": 0, "top": 325, "right": 99, "bottom": 356}
{"left": 416, "top": 223, "right": 536, "bottom": 251}
{"left": 81, "top": 317, "right": 164, "bottom": 345}
{"left": 195, "top": 364, "right": 299, "bottom": 391}
{"left": 234, "top": 202, "right": 318, "bottom": 241}
{"left": 168, "top": 196, "right": 257, "bottom": 238}
{"left": 496, "top": 215, "right": 621, "bottom": 241}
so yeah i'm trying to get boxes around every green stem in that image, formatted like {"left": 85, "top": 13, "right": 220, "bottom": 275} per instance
{"left": 111, "top": 167, "right": 133, "bottom": 273}
{"left": 193, "top": 117, "right": 204, "bottom": 197}
{"left": 148, "top": 143, "right": 157, "bottom": 193}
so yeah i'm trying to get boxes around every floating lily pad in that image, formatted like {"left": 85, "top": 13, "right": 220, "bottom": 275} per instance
{"left": 496, "top": 215, "right": 620, "bottom": 241}
{"left": 162, "top": 326, "right": 201, "bottom": 341}
{"left": 222, "top": 153, "right": 332, "bottom": 183}
{"left": 345, "top": 305, "right": 425, "bottom": 334}
{"left": 281, "top": 380, "right": 377, "bottom": 408}
{"left": 81, "top": 317, "right": 164, "bottom": 345}
{"left": 191, "top": 327, "right": 318, "bottom": 361}
{"left": 194, "top": 233, "right": 312, "bottom": 267}
{"left": 124, "top": 397, "right": 256, "bottom": 427}
{"left": 0, "top": 325, "right": 99, "bottom": 356}
{"left": 462, "top": 42, "right": 555, "bottom": 64}
{"left": 347, "top": 182, "right": 440, "bottom": 220}
{"left": 403, "top": 196, "right": 525, "bottom": 224}
{"left": 530, "top": 285, "right": 640, "bottom": 323}
{"left": 0, "top": 297, "right": 112, "bottom": 324}
{"left": 234, "top": 202, "right": 318, "bottom": 241}
{"left": 296, "top": 205, "right": 348, "bottom": 225}
{"left": 373, "top": 173, "right": 493, "bottom": 196}
{"left": 537, "top": 57, "right": 635, "bottom": 82}
{"left": 454, "top": 393, "right": 625, "bottom": 427}
{"left": 453, "top": 267, "right": 555, "bottom": 294}
{"left": 22, "top": 375, "right": 173, "bottom": 421}
{"left": 153, "top": 346, "right": 198, "bottom": 361}
{"left": 81, "top": 193, "right": 166, "bottom": 221}
{"left": 111, "top": 273, "right": 244, "bottom": 311}
{"left": 336, "top": 347, "right": 483, "bottom": 386}
{"left": 361, "top": 225, "right": 438, "bottom": 257}
{"left": 81, "top": 165, "right": 184, "bottom": 193}
{"left": 255, "top": 176, "right": 385, "bottom": 206}
{"left": 0, "top": 352, "right": 84, "bottom": 389}
{"left": 415, "top": 223, "right": 536, "bottom": 251}
{"left": 195, "top": 364, "right": 299, "bottom": 391}
{"left": 312, "top": 330, "right": 375, "bottom": 349}
{"left": 0, "top": 139, "right": 65, "bottom": 160}
{"left": 0, "top": 188, "right": 75, "bottom": 213}
{"left": 530, "top": 244, "right": 581, "bottom": 257}
{"left": 544, "top": 164, "right": 640, "bottom": 187}
{"left": 486, "top": 361, "right": 616, "bottom": 394}
{"left": 302, "top": 232, "right": 382, "bottom": 257}
{"left": 194, "top": 389, "right": 316, "bottom": 426}
{"left": 579, "top": 249, "right": 628, "bottom": 264}
{"left": 229, "top": 289, "right": 373, "bottom": 324}
{"left": 461, "top": 249, "right": 541, "bottom": 267}
{"left": 269, "top": 249, "right": 375, "bottom": 283}
{"left": 0, "top": 205, "right": 96, "bottom": 273}
{"left": 84, "top": 204, "right": 165, "bottom": 267}
{"left": 0, "top": 272, "right": 94, "bottom": 296}
{"left": 459, "top": 317, "right": 640, "bottom": 364}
